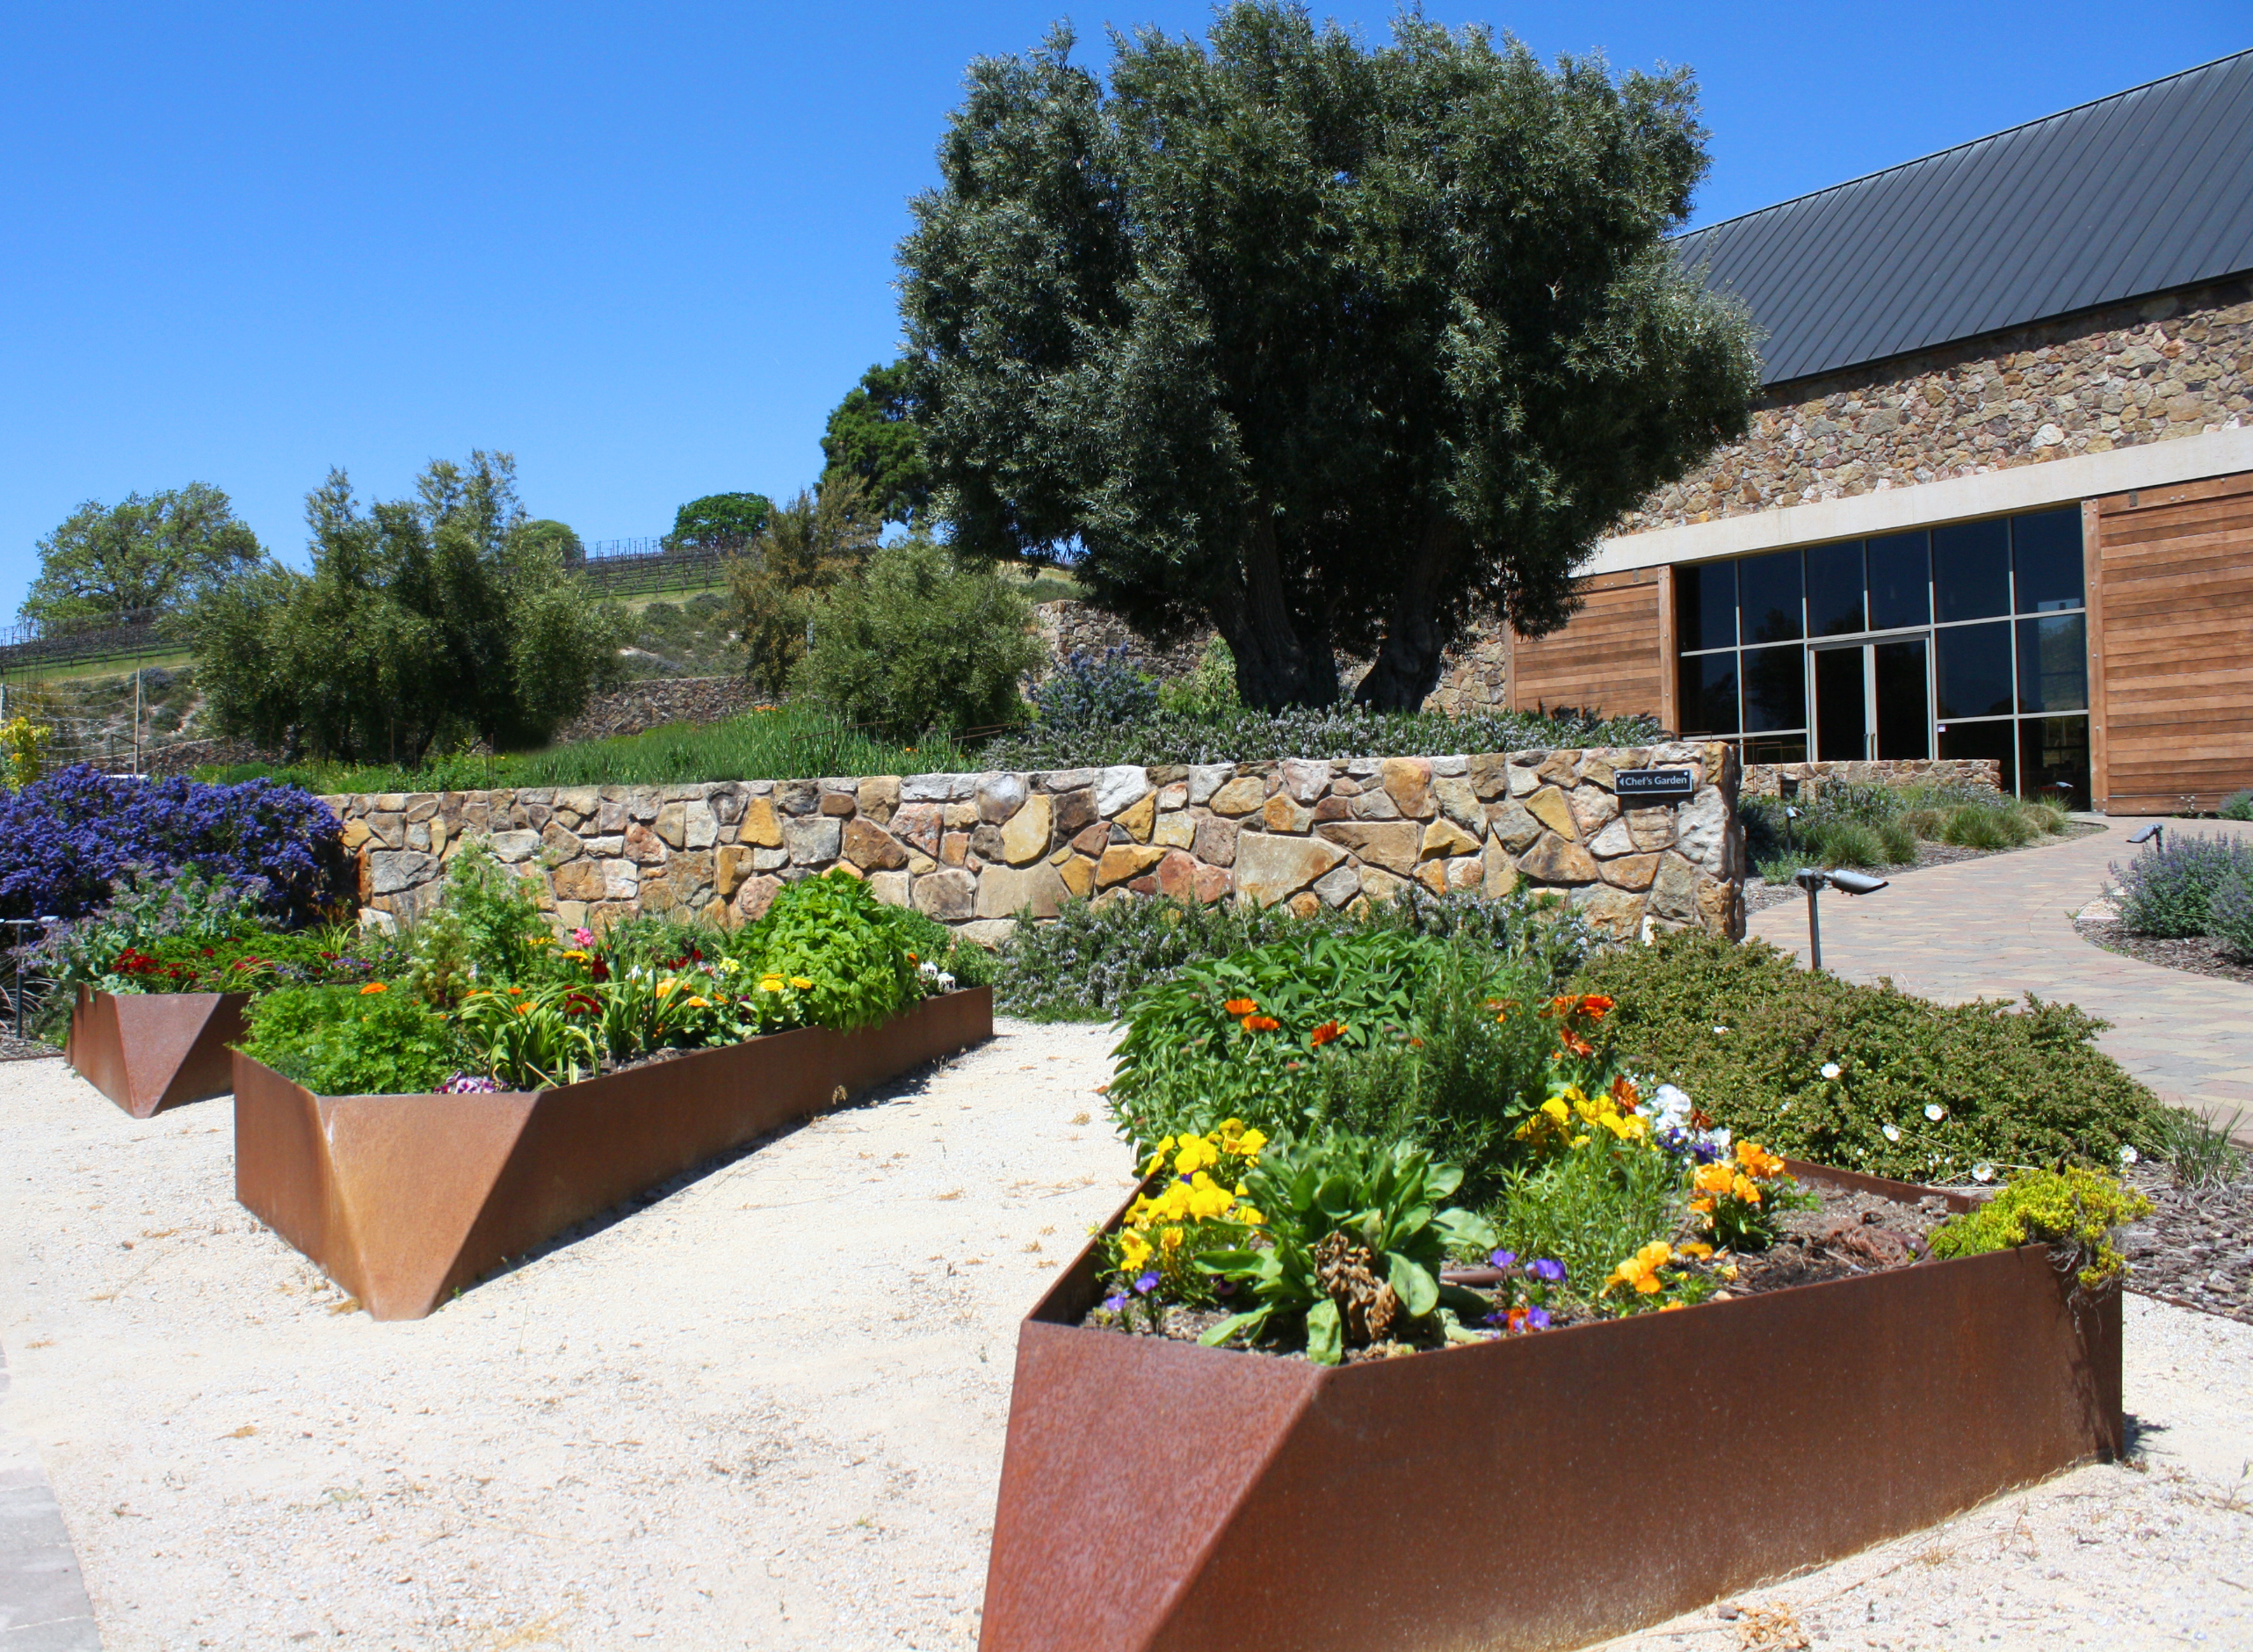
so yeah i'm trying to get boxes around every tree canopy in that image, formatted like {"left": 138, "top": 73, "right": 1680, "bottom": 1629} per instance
{"left": 21, "top": 483, "right": 263, "bottom": 626}
{"left": 670, "top": 492, "right": 774, "bottom": 549}
{"left": 190, "top": 453, "right": 626, "bottom": 764}
{"left": 899, "top": 4, "right": 1760, "bottom": 707}
{"left": 724, "top": 477, "right": 882, "bottom": 698}
{"left": 820, "top": 359, "right": 930, "bottom": 525}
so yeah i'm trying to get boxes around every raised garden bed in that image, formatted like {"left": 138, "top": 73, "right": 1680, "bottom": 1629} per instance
{"left": 67, "top": 987, "right": 251, "bottom": 1117}
{"left": 234, "top": 986, "right": 992, "bottom": 1320}
{"left": 978, "top": 1159, "right": 2122, "bottom": 1652}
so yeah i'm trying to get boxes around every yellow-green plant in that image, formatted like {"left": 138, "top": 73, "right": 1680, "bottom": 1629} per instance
{"left": 0, "top": 714, "right": 52, "bottom": 788}
{"left": 1928, "top": 1167, "right": 2154, "bottom": 1291}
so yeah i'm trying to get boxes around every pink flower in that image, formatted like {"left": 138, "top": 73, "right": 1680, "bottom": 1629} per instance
{"left": 570, "top": 927, "right": 594, "bottom": 946}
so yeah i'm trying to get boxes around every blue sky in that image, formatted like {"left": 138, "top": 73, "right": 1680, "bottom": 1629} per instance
{"left": 3, "top": 3, "right": 2245, "bottom": 620}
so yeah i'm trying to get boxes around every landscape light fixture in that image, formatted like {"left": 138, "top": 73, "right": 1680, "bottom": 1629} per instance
{"left": 1793, "top": 866, "right": 1889, "bottom": 971}
{"left": 2126, "top": 822, "right": 2163, "bottom": 849}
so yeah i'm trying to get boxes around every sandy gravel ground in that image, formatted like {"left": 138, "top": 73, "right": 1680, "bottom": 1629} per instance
{"left": 4, "top": 1025, "right": 2251, "bottom": 1651}
{"left": 0, "top": 1022, "right": 1136, "bottom": 1651}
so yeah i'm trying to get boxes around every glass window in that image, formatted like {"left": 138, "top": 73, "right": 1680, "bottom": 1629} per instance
{"left": 1742, "top": 734, "right": 1807, "bottom": 764}
{"left": 2017, "top": 614, "right": 2087, "bottom": 714}
{"left": 2013, "top": 508, "right": 2084, "bottom": 612}
{"left": 1936, "top": 620, "right": 2015, "bottom": 719}
{"left": 2022, "top": 715, "right": 2090, "bottom": 809}
{"left": 1742, "top": 643, "right": 1806, "bottom": 732}
{"left": 1934, "top": 518, "right": 2010, "bottom": 621}
{"left": 1738, "top": 550, "right": 1803, "bottom": 643}
{"left": 1806, "top": 540, "right": 1865, "bottom": 636}
{"left": 1677, "top": 653, "right": 1739, "bottom": 735}
{"left": 1938, "top": 718, "right": 2018, "bottom": 794}
{"left": 1865, "top": 531, "right": 1931, "bottom": 630}
{"left": 1677, "top": 562, "right": 1736, "bottom": 652}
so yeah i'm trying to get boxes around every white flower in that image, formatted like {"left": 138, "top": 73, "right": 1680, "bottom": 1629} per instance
{"left": 1881, "top": 1123, "right": 1902, "bottom": 1142}
{"left": 1712, "top": 1025, "right": 1729, "bottom": 1036}
{"left": 1973, "top": 1163, "right": 1996, "bottom": 1183}
{"left": 1820, "top": 1062, "right": 1842, "bottom": 1081}
{"left": 1925, "top": 1103, "right": 1945, "bottom": 1122}
{"left": 2120, "top": 1145, "right": 2139, "bottom": 1165}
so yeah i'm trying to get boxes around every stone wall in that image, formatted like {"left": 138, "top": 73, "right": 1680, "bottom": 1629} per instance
{"left": 1741, "top": 757, "right": 2004, "bottom": 800}
{"left": 554, "top": 676, "right": 757, "bottom": 743}
{"left": 1622, "top": 279, "right": 2253, "bottom": 533}
{"left": 1032, "top": 601, "right": 1211, "bottom": 684}
{"left": 326, "top": 743, "right": 1742, "bottom": 946}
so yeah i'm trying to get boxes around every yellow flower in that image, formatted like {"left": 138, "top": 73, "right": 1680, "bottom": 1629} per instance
{"left": 719, "top": 958, "right": 742, "bottom": 975}
{"left": 1234, "top": 1128, "right": 1267, "bottom": 1157}
{"left": 1119, "top": 1233, "right": 1152, "bottom": 1272}
{"left": 1160, "top": 1228, "right": 1184, "bottom": 1251}
{"left": 685, "top": 996, "right": 710, "bottom": 1008}
{"left": 1174, "top": 1135, "right": 1218, "bottom": 1176}
{"left": 656, "top": 980, "right": 677, "bottom": 996}
{"left": 561, "top": 948, "right": 589, "bottom": 962}
{"left": 1142, "top": 1136, "right": 1177, "bottom": 1177}
{"left": 1678, "top": 1241, "right": 1715, "bottom": 1259}
{"left": 757, "top": 981, "right": 783, "bottom": 994}
{"left": 790, "top": 976, "right": 814, "bottom": 989}
{"left": 1238, "top": 1206, "right": 1264, "bottom": 1227}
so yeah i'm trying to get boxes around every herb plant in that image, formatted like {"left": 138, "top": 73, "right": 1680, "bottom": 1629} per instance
{"left": 1927, "top": 1168, "right": 2153, "bottom": 1291}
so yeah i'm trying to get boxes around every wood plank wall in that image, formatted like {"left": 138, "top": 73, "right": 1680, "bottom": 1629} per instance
{"left": 1506, "top": 567, "right": 1667, "bottom": 721}
{"left": 2092, "top": 470, "right": 2253, "bottom": 813}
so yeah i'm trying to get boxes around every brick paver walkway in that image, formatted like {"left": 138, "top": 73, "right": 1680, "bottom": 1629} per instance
{"left": 1749, "top": 820, "right": 2253, "bottom": 1141}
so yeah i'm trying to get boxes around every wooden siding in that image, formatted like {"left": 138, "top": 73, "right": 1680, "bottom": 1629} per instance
{"left": 2092, "top": 470, "right": 2253, "bottom": 813}
{"left": 1508, "top": 569, "right": 1666, "bottom": 721}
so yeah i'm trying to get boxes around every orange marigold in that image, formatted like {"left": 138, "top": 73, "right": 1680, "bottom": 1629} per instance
{"left": 1308, "top": 1020, "right": 1344, "bottom": 1047}
{"left": 1223, "top": 997, "right": 1258, "bottom": 1017}
{"left": 1242, "top": 1014, "right": 1280, "bottom": 1033}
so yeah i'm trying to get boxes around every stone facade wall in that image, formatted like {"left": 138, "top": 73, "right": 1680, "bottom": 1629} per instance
{"left": 326, "top": 743, "right": 1742, "bottom": 946}
{"left": 1623, "top": 279, "right": 2253, "bottom": 533}
{"left": 1741, "top": 757, "right": 2004, "bottom": 801}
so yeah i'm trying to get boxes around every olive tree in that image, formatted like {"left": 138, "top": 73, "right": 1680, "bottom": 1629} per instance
{"left": 900, "top": 4, "right": 1760, "bottom": 708}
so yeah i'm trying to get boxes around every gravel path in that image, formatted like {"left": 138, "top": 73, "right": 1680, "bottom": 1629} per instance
{"left": 0, "top": 1021, "right": 1136, "bottom": 1651}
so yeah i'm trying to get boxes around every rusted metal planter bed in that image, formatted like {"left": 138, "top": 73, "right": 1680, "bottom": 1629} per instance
{"left": 67, "top": 987, "right": 251, "bottom": 1117}
{"left": 234, "top": 986, "right": 993, "bottom": 1320}
{"left": 980, "top": 1160, "right": 2121, "bottom": 1652}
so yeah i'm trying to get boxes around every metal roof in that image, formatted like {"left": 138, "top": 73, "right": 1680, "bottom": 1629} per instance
{"left": 1675, "top": 50, "right": 2253, "bottom": 387}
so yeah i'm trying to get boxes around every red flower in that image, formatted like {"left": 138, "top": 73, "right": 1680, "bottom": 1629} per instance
{"left": 1242, "top": 1014, "right": 1280, "bottom": 1033}
{"left": 1308, "top": 1020, "right": 1344, "bottom": 1048}
{"left": 1578, "top": 994, "right": 1616, "bottom": 1020}
{"left": 1610, "top": 1075, "right": 1640, "bottom": 1110}
{"left": 1559, "top": 1029, "right": 1595, "bottom": 1058}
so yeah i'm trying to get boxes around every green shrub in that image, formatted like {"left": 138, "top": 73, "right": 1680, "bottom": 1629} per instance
{"left": 403, "top": 842, "right": 552, "bottom": 1004}
{"left": 1576, "top": 932, "right": 2167, "bottom": 1181}
{"left": 794, "top": 536, "right": 1042, "bottom": 740}
{"left": 1492, "top": 1128, "right": 1690, "bottom": 1307}
{"left": 1155, "top": 635, "right": 1242, "bottom": 718}
{"left": 1877, "top": 819, "right": 1918, "bottom": 865}
{"left": 2113, "top": 834, "right": 2253, "bottom": 938}
{"left": 2220, "top": 788, "right": 2253, "bottom": 822}
{"left": 1817, "top": 821, "right": 1886, "bottom": 869}
{"left": 735, "top": 870, "right": 922, "bottom": 1029}
{"left": 980, "top": 703, "right": 1663, "bottom": 771}
{"left": 1928, "top": 1168, "right": 2152, "bottom": 1290}
{"left": 238, "top": 984, "right": 465, "bottom": 1095}
{"left": 1900, "top": 806, "right": 1948, "bottom": 840}
{"left": 2152, "top": 1105, "right": 2245, "bottom": 1190}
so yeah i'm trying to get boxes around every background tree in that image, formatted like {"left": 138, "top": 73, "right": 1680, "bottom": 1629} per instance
{"left": 723, "top": 476, "right": 881, "bottom": 697}
{"left": 794, "top": 534, "right": 1041, "bottom": 741}
{"left": 191, "top": 453, "right": 627, "bottom": 763}
{"left": 670, "top": 491, "right": 774, "bottom": 549}
{"left": 513, "top": 518, "right": 584, "bottom": 562}
{"left": 899, "top": 4, "right": 1760, "bottom": 708}
{"left": 21, "top": 482, "right": 263, "bottom": 625}
{"left": 820, "top": 358, "right": 930, "bottom": 525}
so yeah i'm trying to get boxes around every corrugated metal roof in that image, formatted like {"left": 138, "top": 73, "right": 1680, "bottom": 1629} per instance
{"left": 1676, "top": 50, "right": 2253, "bottom": 386}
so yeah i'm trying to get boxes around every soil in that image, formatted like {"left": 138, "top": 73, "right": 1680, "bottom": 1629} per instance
{"left": 1742, "top": 821, "right": 2107, "bottom": 916}
{"left": 1078, "top": 1175, "right": 1958, "bottom": 1359}
{"left": 2121, "top": 1166, "right": 2253, "bottom": 1326}
{"left": 0, "top": 1032, "right": 60, "bottom": 1063}
{"left": 2076, "top": 916, "right": 2253, "bottom": 986}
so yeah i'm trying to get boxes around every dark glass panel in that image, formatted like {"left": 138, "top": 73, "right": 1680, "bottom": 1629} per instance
{"left": 1677, "top": 562, "right": 1736, "bottom": 652}
{"left": 1806, "top": 540, "right": 1865, "bottom": 635}
{"left": 1677, "top": 653, "right": 1738, "bottom": 735}
{"left": 1936, "top": 620, "right": 2014, "bottom": 718}
{"left": 1742, "top": 643, "right": 1806, "bottom": 732}
{"left": 2013, "top": 507, "right": 2085, "bottom": 612}
{"left": 1938, "top": 718, "right": 2017, "bottom": 795}
{"left": 1865, "top": 531, "right": 1931, "bottom": 630}
{"left": 1873, "top": 638, "right": 1930, "bottom": 760}
{"left": 2017, "top": 614, "right": 2088, "bottom": 713}
{"left": 1933, "top": 518, "right": 2010, "bottom": 621}
{"left": 1813, "top": 646, "right": 1865, "bottom": 760}
{"left": 1738, "top": 550, "right": 1804, "bottom": 643}
{"left": 1742, "top": 733, "right": 1807, "bottom": 764}
{"left": 2023, "top": 714, "right": 2090, "bottom": 808}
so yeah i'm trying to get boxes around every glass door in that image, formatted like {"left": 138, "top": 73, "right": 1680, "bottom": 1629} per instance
{"left": 1812, "top": 645, "right": 1867, "bottom": 760}
{"left": 1814, "top": 636, "right": 1932, "bottom": 761}
{"left": 1873, "top": 637, "right": 1931, "bottom": 760}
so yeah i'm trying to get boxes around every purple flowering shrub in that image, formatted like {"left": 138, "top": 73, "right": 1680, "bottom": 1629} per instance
{"left": 0, "top": 764, "right": 349, "bottom": 924}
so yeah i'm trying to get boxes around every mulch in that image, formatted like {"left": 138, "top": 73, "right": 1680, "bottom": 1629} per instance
{"left": 0, "top": 1031, "right": 61, "bottom": 1062}
{"left": 2122, "top": 1167, "right": 2253, "bottom": 1327}
{"left": 2076, "top": 918, "right": 2253, "bottom": 987}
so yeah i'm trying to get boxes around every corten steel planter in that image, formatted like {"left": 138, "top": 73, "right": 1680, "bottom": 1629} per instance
{"left": 980, "top": 1162, "right": 2122, "bottom": 1652}
{"left": 233, "top": 986, "right": 992, "bottom": 1320}
{"left": 67, "top": 987, "right": 252, "bottom": 1118}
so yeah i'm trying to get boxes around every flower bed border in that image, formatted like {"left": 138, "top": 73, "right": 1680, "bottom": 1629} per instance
{"left": 233, "top": 987, "right": 993, "bottom": 1320}
{"left": 977, "top": 1160, "right": 2121, "bottom": 1652}
{"left": 66, "top": 987, "right": 251, "bottom": 1118}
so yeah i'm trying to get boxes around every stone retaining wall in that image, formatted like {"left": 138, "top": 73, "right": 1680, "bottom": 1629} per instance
{"left": 326, "top": 743, "right": 1742, "bottom": 945}
{"left": 1741, "top": 757, "right": 2005, "bottom": 800}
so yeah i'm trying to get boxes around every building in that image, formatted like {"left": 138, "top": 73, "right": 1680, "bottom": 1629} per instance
{"left": 1496, "top": 49, "right": 2253, "bottom": 813}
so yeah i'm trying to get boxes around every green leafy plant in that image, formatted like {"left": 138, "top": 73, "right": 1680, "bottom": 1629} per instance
{"left": 1197, "top": 1132, "right": 1496, "bottom": 1364}
{"left": 736, "top": 870, "right": 921, "bottom": 1030}
{"left": 1578, "top": 932, "right": 2167, "bottom": 1181}
{"left": 1493, "top": 1127, "right": 1688, "bottom": 1304}
{"left": 2221, "top": 788, "right": 2253, "bottom": 822}
{"left": 1928, "top": 1167, "right": 2154, "bottom": 1291}
{"left": 237, "top": 983, "right": 464, "bottom": 1095}
{"left": 455, "top": 984, "right": 599, "bottom": 1088}
{"left": 402, "top": 841, "right": 551, "bottom": 1004}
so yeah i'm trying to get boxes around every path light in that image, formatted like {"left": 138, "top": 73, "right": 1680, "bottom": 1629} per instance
{"left": 1792, "top": 867, "right": 1888, "bottom": 972}
{"left": 2126, "top": 822, "right": 2164, "bottom": 850}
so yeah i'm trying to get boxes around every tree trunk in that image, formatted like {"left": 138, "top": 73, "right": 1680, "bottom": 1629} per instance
{"left": 1214, "top": 517, "right": 1340, "bottom": 709}
{"left": 1353, "top": 515, "right": 1462, "bottom": 712}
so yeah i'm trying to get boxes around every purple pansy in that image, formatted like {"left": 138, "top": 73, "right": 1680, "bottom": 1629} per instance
{"left": 1528, "top": 1258, "right": 1565, "bottom": 1284}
